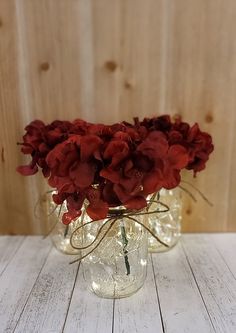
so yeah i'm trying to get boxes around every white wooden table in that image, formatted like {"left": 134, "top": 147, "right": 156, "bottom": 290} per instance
{"left": 0, "top": 234, "right": 236, "bottom": 333}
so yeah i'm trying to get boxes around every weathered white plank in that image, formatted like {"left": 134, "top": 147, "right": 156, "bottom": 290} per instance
{"left": 0, "top": 234, "right": 235, "bottom": 333}
{"left": 0, "top": 236, "right": 25, "bottom": 276}
{"left": 210, "top": 233, "right": 236, "bottom": 277}
{"left": 113, "top": 255, "right": 164, "bottom": 333}
{"left": 63, "top": 263, "right": 113, "bottom": 333}
{"left": 152, "top": 243, "right": 214, "bottom": 333}
{"left": 182, "top": 234, "right": 236, "bottom": 333}
{"left": 14, "top": 248, "right": 79, "bottom": 333}
{"left": 0, "top": 236, "right": 51, "bottom": 332}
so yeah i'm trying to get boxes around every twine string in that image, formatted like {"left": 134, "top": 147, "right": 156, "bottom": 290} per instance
{"left": 70, "top": 217, "right": 115, "bottom": 250}
{"left": 69, "top": 200, "right": 171, "bottom": 264}
{"left": 34, "top": 181, "right": 213, "bottom": 264}
{"left": 180, "top": 180, "right": 213, "bottom": 206}
{"left": 70, "top": 218, "right": 118, "bottom": 264}
{"left": 178, "top": 185, "right": 197, "bottom": 202}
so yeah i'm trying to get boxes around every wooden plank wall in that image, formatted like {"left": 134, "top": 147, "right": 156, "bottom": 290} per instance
{"left": 0, "top": 0, "right": 235, "bottom": 234}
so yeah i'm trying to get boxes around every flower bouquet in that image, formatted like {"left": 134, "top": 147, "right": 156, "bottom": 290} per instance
{"left": 17, "top": 115, "right": 213, "bottom": 298}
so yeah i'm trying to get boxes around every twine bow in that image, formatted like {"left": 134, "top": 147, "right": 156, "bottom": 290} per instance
{"left": 36, "top": 180, "right": 213, "bottom": 266}
{"left": 69, "top": 198, "right": 170, "bottom": 264}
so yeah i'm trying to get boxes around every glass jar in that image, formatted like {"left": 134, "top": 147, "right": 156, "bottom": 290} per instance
{"left": 79, "top": 207, "right": 148, "bottom": 298}
{"left": 148, "top": 188, "right": 182, "bottom": 253}
{"left": 45, "top": 192, "right": 81, "bottom": 255}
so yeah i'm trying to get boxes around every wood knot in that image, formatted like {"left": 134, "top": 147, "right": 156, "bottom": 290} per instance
{"left": 40, "top": 62, "right": 50, "bottom": 71}
{"left": 124, "top": 80, "right": 132, "bottom": 90}
{"left": 205, "top": 113, "right": 213, "bottom": 123}
{"left": 104, "top": 60, "right": 117, "bottom": 72}
{"left": 186, "top": 207, "right": 192, "bottom": 215}
{"left": 0, "top": 18, "right": 3, "bottom": 28}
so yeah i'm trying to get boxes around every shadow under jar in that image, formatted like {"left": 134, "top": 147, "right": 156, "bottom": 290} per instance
{"left": 148, "top": 188, "right": 182, "bottom": 253}
{"left": 80, "top": 207, "right": 148, "bottom": 299}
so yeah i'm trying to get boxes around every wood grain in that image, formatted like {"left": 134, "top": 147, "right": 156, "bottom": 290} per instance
{"left": 0, "top": 235, "right": 235, "bottom": 332}
{"left": 182, "top": 234, "right": 236, "bottom": 333}
{"left": 0, "top": 236, "right": 51, "bottom": 332}
{"left": 0, "top": 0, "right": 235, "bottom": 233}
{"left": 211, "top": 233, "right": 236, "bottom": 278}
{"left": 64, "top": 263, "right": 113, "bottom": 333}
{"left": 113, "top": 256, "right": 164, "bottom": 333}
{"left": 14, "top": 248, "right": 79, "bottom": 333}
{"left": 0, "top": 236, "right": 24, "bottom": 276}
{"left": 152, "top": 245, "right": 215, "bottom": 332}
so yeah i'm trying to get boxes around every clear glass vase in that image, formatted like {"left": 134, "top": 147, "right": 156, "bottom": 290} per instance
{"left": 148, "top": 188, "right": 182, "bottom": 253}
{"left": 80, "top": 208, "right": 148, "bottom": 299}
{"left": 46, "top": 193, "right": 81, "bottom": 255}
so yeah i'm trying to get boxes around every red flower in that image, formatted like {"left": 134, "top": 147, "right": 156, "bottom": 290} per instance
{"left": 185, "top": 123, "right": 214, "bottom": 175}
{"left": 86, "top": 187, "right": 109, "bottom": 220}
{"left": 62, "top": 210, "right": 82, "bottom": 225}
{"left": 80, "top": 134, "right": 103, "bottom": 162}
{"left": 162, "top": 145, "right": 189, "bottom": 189}
{"left": 17, "top": 115, "right": 214, "bottom": 224}
{"left": 21, "top": 120, "right": 46, "bottom": 152}
{"left": 46, "top": 139, "right": 79, "bottom": 177}
{"left": 137, "top": 131, "right": 168, "bottom": 194}
{"left": 46, "top": 134, "right": 101, "bottom": 194}
{"left": 69, "top": 161, "right": 97, "bottom": 188}
{"left": 139, "top": 115, "right": 172, "bottom": 132}
{"left": 103, "top": 140, "right": 130, "bottom": 168}
{"left": 16, "top": 164, "right": 38, "bottom": 176}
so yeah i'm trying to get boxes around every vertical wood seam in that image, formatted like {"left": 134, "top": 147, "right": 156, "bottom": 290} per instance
{"left": 210, "top": 235, "right": 236, "bottom": 281}
{"left": 12, "top": 241, "right": 53, "bottom": 333}
{"left": 151, "top": 254, "right": 165, "bottom": 333}
{"left": 180, "top": 241, "right": 217, "bottom": 332}
{"left": 0, "top": 236, "right": 26, "bottom": 278}
{"left": 61, "top": 262, "right": 81, "bottom": 333}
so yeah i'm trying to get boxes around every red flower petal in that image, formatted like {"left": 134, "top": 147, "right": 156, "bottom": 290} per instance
{"left": 100, "top": 168, "right": 121, "bottom": 183}
{"left": 187, "top": 123, "right": 199, "bottom": 142}
{"left": 20, "top": 144, "right": 34, "bottom": 154}
{"left": 45, "top": 128, "right": 63, "bottom": 145}
{"left": 16, "top": 164, "right": 38, "bottom": 176}
{"left": 167, "top": 145, "right": 189, "bottom": 169}
{"left": 137, "top": 131, "right": 168, "bottom": 160}
{"left": 86, "top": 187, "right": 101, "bottom": 205}
{"left": 80, "top": 135, "right": 103, "bottom": 162}
{"left": 104, "top": 140, "right": 129, "bottom": 167}
{"left": 142, "top": 169, "right": 163, "bottom": 195}
{"left": 67, "top": 194, "right": 85, "bottom": 211}
{"left": 62, "top": 210, "right": 81, "bottom": 225}
{"left": 162, "top": 168, "right": 181, "bottom": 189}
{"left": 86, "top": 201, "right": 109, "bottom": 220}
{"left": 119, "top": 174, "right": 143, "bottom": 194}
{"left": 70, "top": 161, "right": 96, "bottom": 188}
{"left": 113, "top": 184, "right": 131, "bottom": 203}
{"left": 102, "top": 182, "right": 121, "bottom": 206}
{"left": 52, "top": 192, "right": 67, "bottom": 205}
{"left": 124, "top": 196, "right": 147, "bottom": 210}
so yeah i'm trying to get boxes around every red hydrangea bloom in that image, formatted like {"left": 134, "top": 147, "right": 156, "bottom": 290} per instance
{"left": 185, "top": 123, "right": 214, "bottom": 175}
{"left": 86, "top": 187, "right": 109, "bottom": 220}
{"left": 16, "top": 120, "right": 46, "bottom": 175}
{"left": 137, "top": 131, "right": 189, "bottom": 191}
{"left": 17, "top": 115, "right": 213, "bottom": 224}
{"left": 46, "top": 133, "right": 104, "bottom": 221}
{"left": 169, "top": 120, "right": 214, "bottom": 175}
{"left": 133, "top": 115, "right": 214, "bottom": 176}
